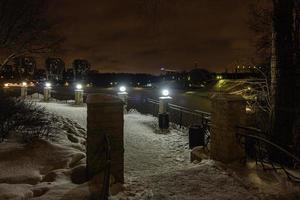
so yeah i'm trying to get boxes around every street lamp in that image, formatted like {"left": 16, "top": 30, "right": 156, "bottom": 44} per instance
{"left": 75, "top": 83, "right": 83, "bottom": 105}
{"left": 45, "top": 82, "right": 51, "bottom": 88}
{"left": 44, "top": 82, "right": 52, "bottom": 102}
{"left": 159, "top": 88, "right": 172, "bottom": 130}
{"left": 117, "top": 85, "right": 128, "bottom": 113}
{"left": 119, "top": 86, "right": 126, "bottom": 93}
{"left": 22, "top": 82, "right": 27, "bottom": 87}
{"left": 162, "top": 89, "right": 170, "bottom": 97}
{"left": 76, "top": 84, "right": 83, "bottom": 90}
{"left": 21, "top": 82, "right": 27, "bottom": 98}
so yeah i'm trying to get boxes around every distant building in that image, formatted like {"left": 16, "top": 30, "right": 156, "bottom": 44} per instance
{"left": 234, "top": 65, "right": 265, "bottom": 73}
{"left": 13, "top": 56, "right": 36, "bottom": 80}
{"left": 45, "top": 58, "right": 65, "bottom": 82}
{"left": 64, "top": 68, "right": 74, "bottom": 82}
{"left": 73, "top": 59, "right": 90, "bottom": 81}
{"left": 34, "top": 69, "right": 47, "bottom": 82}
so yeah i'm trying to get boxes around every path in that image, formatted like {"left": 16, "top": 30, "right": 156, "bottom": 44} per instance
{"left": 36, "top": 101, "right": 268, "bottom": 200}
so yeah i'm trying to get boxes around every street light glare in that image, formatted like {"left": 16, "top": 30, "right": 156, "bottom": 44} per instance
{"left": 22, "top": 82, "right": 27, "bottom": 87}
{"left": 119, "top": 86, "right": 126, "bottom": 92}
{"left": 45, "top": 82, "right": 51, "bottom": 88}
{"left": 162, "top": 89, "right": 170, "bottom": 97}
{"left": 76, "top": 84, "right": 83, "bottom": 90}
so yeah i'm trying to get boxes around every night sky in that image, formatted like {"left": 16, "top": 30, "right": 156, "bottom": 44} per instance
{"left": 50, "top": 0, "right": 254, "bottom": 74}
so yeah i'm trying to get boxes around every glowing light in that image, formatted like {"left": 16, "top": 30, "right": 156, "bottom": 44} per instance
{"left": 162, "top": 89, "right": 170, "bottom": 97}
{"left": 22, "top": 82, "right": 27, "bottom": 87}
{"left": 216, "top": 75, "right": 223, "bottom": 80}
{"left": 246, "top": 107, "right": 253, "bottom": 113}
{"left": 247, "top": 87, "right": 251, "bottom": 90}
{"left": 4, "top": 83, "right": 9, "bottom": 87}
{"left": 119, "top": 86, "right": 126, "bottom": 92}
{"left": 45, "top": 82, "right": 51, "bottom": 88}
{"left": 76, "top": 84, "right": 83, "bottom": 90}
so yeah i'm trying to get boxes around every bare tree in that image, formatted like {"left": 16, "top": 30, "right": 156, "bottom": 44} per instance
{"left": 248, "top": 0, "right": 299, "bottom": 150}
{"left": 248, "top": 0, "right": 273, "bottom": 69}
{"left": 0, "top": 0, "right": 63, "bottom": 68}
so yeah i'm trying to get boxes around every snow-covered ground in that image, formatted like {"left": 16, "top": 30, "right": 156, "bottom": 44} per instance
{"left": 1, "top": 95, "right": 299, "bottom": 199}
{"left": 35, "top": 101, "right": 261, "bottom": 200}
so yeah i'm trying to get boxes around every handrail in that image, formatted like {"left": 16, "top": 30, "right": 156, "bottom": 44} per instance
{"left": 147, "top": 98, "right": 211, "bottom": 117}
{"left": 236, "top": 126, "right": 300, "bottom": 182}
{"left": 236, "top": 130, "right": 300, "bottom": 163}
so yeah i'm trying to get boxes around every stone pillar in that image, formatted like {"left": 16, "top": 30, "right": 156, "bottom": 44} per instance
{"left": 159, "top": 96, "right": 172, "bottom": 114}
{"left": 21, "top": 87, "right": 27, "bottom": 98}
{"left": 44, "top": 88, "right": 51, "bottom": 102}
{"left": 117, "top": 92, "right": 128, "bottom": 113}
{"left": 86, "top": 94, "right": 124, "bottom": 183}
{"left": 210, "top": 93, "right": 246, "bottom": 163}
{"left": 75, "top": 89, "right": 84, "bottom": 105}
{"left": 3, "top": 84, "right": 9, "bottom": 94}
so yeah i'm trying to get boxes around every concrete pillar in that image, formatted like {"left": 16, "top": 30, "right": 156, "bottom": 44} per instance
{"left": 44, "top": 88, "right": 51, "bottom": 102}
{"left": 117, "top": 92, "right": 128, "bottom": 113}
{"left": 159, "top": 96, "right": 172, "bottom": 114}
{"left": 75, "top": 89, "right": 84, "bottom": 105}
{"left": 86, "top": 94, "right": 124, "bottom": 184}
{"left": 158, "top": 96, "right": 172, "bottom": 130}
{"left": 210, "top": 93, "right": 246, "bottom": 163}
{"left": 3, "top": 84, "right": 9, "bottom": 94}
{"left": 21, "top": 87, "right": 27, "bottom": 98}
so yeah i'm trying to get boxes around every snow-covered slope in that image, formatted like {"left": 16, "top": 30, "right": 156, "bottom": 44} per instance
{"left": 1, "top": 97, "right": 299, "bottom": 200}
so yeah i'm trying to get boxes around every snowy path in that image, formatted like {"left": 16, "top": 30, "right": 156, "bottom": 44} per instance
{"left": 36, "top": 102, "right": 192, "bottom": 177}
{"left": 35, "top": 101, "right": 269, "bottom": 200}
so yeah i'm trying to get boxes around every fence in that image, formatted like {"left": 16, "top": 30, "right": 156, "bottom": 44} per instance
{"left": 128, "top": 97, "right": 211, "bottom": 128}
{"left": 236, "top": 126, "right": 300, "bottom": 182}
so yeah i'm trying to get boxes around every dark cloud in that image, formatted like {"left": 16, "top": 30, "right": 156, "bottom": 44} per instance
{"left": 48, "top": 0, "right": 254, "bottom": 73}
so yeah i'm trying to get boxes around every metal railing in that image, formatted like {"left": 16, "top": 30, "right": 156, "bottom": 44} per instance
{"left": 236, "top": 126, "right": 300, "bottom": 182}
{"left": 128, "top": 97, "right": 211, "bottom": 128}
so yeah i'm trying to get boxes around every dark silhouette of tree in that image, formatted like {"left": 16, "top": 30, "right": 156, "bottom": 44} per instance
{"left": 248, "top": 0, "right": 300, "bottom": 151}
{"left": 270, "top": 0, "right": 299, "bottom": 149}
{"left": 248, "top": 0, "right": 273, "bottom": 69}
{"left": 0, "top": 0, "right": 63, "bottom": 69}
{"left": 73, "top": 59, "right": 91, "bottom": 81}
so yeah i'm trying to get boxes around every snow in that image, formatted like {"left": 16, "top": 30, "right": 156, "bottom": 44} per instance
{"left": 1, "top": 97, "right": 299, "bottom": 199}
{"left": 31, "top": 101, "right": 261, "bottom": 199}
{"left": 37, "top": 102, "right": 87, "bottom": 128}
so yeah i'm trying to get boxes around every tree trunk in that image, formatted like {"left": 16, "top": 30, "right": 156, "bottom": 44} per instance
{"left": 271, "top": 0, "right": 297, "bottom": 148}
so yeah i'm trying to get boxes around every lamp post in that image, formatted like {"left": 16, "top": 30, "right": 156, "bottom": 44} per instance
{"left": 44, "top": 82, "right": 51, "bottom": 102}
{"left": 159, "top": 89, "right": 172, "bottom": 130}
{"left": 3, "top": 83, "right": 9, "bottom": 94}
{"left": 20, "top": 82, "right": 27, "bottom": 98}
{"left": 75, "top": 84, "right": 84, "bottom": 105}
{"left": 117, "top": 86, "right": 128, "bottom": 112}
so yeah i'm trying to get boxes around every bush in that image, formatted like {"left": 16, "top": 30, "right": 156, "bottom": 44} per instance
{"left": 0, "top": 92, "right": 57, "bottom": 143}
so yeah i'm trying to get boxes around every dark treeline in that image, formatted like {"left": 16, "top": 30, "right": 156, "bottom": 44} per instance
{"left": 88, "top": 72, "right": 159, "bottom": 87}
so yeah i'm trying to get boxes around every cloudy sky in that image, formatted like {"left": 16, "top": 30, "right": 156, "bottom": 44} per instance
{"left": 49, "top": 0, "right": 254, "bottom": 74}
